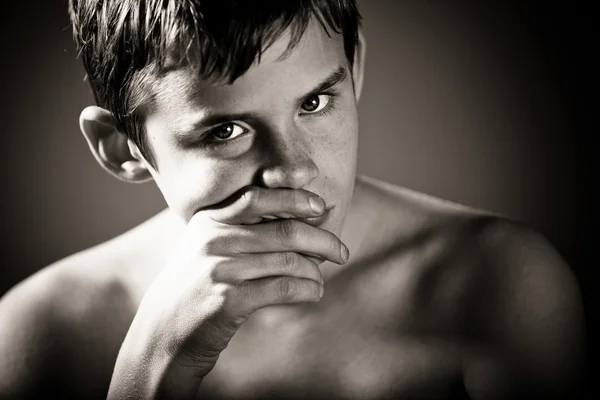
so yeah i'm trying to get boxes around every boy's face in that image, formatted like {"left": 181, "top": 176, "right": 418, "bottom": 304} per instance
{"left": 140, "top": 19, "right": 360, "bottom": 236}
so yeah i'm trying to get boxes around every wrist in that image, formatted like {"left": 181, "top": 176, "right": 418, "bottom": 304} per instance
{"left": 107, "top": 317, "right": 205, "bottom": 399}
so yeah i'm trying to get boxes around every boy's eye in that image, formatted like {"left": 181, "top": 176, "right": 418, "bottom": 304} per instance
{"left": 300, "top": 94, "right": 331, "bottom": 114}
{"left": 210, "top": 123, "right": 246, "bottom": 141}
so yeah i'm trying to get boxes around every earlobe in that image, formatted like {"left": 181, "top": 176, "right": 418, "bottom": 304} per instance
{"left": 79, "top": 106, "right": 153, "bottom": 183}
{"left": 352, "top": 28, "right": 367, "bottom": 103}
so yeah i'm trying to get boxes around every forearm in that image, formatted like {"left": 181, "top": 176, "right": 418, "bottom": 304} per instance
{"left": 107, "top": 322, "right": 205, "bottom": 400}
{"left": 108, "top": 360, "right": 204, "bottom": 399}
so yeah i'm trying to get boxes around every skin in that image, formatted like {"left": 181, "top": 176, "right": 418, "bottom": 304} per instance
{"left": 0, "top": 18, "right": 586, "bottom": 400}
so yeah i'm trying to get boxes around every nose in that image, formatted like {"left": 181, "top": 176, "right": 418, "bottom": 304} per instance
{"left": 257, "top": 132, "right": 319, "bottom": 189}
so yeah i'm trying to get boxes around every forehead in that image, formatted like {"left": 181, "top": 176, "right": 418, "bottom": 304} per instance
{"left": 144, "top": 18, "right": 347, "bottom": 123}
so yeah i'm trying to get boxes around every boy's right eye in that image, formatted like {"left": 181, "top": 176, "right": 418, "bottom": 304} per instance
{"left": 210, "top": 123, "right": 247, "bottom": 141}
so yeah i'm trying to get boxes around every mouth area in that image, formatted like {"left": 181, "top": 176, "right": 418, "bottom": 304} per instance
{"left": 295, "top": 206, "right": 334, "bottom": 227}
{"left": 260, "top": 206, "right": 334, "bottom": 227}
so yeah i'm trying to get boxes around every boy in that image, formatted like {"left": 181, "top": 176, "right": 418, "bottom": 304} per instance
{"left": 0, "top": 0, "right": 585, "bottom": 398}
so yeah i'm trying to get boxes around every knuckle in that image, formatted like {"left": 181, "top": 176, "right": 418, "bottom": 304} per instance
{"left": 278, "top": 277, "right": 296, "bottom": 301}
{"left": 291, "top": 189, "right": 303, "bottom": 210}
{"left": 310, "top": 264, "right": 323, "bottom": 284}
{"left": 200, "top": 228, "right": 235, "bottom": 256}
{"left": 200, "top": 235, "right": 222, "bottom": 255}
{"left": 276, "top": 218, "right": 297, "bottom": 245}
{"left": 209, "top": 283, "right": 232, "bottom": 307}
{"left": 240, "top": 188, "right": 260, "bottom": 211}
{"left": 304, "top": 280, "right": 320, "bottom": 300}
{"left": 207, "top": 257, "right": 231, "bottom": 283}
{"left": 211, "top": 283, "right": 247, "bottom": 320}
{"left": 281, "top": 251, "right": 296, "bottom": 270}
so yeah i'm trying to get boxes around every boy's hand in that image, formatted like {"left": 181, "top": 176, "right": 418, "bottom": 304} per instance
{"left": 108, "top": 187, "right": 348, "bottom": 399}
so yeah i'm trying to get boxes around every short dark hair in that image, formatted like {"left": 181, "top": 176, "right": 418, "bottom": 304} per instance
{"left": 68, "top": 0, "right": 361, "bottom": 167}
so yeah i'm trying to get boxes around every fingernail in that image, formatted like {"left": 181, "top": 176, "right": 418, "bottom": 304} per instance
{"left": 341, "top": 244, "right": 349, "bottom": 263}
{"left": 309, "top": 196, "right": 325, "bottom": 214}
{"left": 319, "top": 284, "right": 324, "bottom": 298}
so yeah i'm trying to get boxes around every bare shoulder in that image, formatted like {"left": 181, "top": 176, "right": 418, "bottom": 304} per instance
{"left": 461, "top": 217, "right": 586, "bottom": 398}
{"left": 356, "top": 175, "right": 585, "bottom": 397}
{"left": 0, "top": 243, "right": 136, "bottom": 398}
{"left": 0, "top": 210, "right": 180, "bottom": 398}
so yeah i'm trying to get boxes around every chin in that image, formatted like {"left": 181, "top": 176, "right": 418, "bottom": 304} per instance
{"left": 323, "top": 207, "right": 346, "bottom": 237}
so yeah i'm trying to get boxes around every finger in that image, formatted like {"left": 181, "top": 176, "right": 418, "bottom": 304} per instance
{"left": 234, "top": 219, "right": 349, "bottom": 265}
{"left": 213, "top": 252, "right": 323, "bottom": 285}
{"left": 204, "top": 186, "right": 327, "bottom": 225}
{"left": 237, "top": 276, "right": 323, "bottom": 313}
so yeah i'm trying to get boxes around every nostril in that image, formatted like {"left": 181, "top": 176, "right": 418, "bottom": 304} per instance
{"left": 254, "top": 132, "right": 319, "bottom": 189}
{"left": 258, "top": 155, "right": 319, "bottom": 190}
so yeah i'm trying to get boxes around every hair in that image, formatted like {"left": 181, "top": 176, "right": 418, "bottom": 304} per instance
{"left": 68, "top": 0, "right": 361, "bottom": 167}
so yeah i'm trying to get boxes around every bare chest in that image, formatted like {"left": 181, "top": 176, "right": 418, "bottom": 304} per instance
{"left": 198, "top": 257, "right": 469, "bottom": 399}
{"left": 70, "top": 213, "right": 478, "bottom": 399}
{"left": 201, "top": 331, "right": 465, "bottom": 398}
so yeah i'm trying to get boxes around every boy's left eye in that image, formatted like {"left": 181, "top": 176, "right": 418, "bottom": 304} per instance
{"left": 300, "top": 94, "right": 331, "bottom": 114}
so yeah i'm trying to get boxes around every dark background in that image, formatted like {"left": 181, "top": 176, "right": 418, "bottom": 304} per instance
{"left": 0, "top": 0, "right": 594, "bottom": 394}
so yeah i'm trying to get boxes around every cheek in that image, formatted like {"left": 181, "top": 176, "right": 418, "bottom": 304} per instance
{"left": 153, "top": 157, "right": 254, "bottom": 222}
{"left": 306, "top": 106, "right": 358, "bottom": 218}
{"left": 312, "top": 103, "right": 359, "bottom": 177}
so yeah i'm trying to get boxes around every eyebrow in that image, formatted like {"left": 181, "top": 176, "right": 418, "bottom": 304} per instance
{"left": 301, "top": 64, "right": 348, "bottom": 100}
{"left": 173, "top": 64, "right": 348, "bottom": 137}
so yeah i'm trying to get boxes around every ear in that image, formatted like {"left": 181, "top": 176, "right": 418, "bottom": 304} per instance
{"left": 79, "top": 106, "right": 153, "bottom": 183}
{"left": 352, "top": 27, "right": 367, "bottom": 103}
